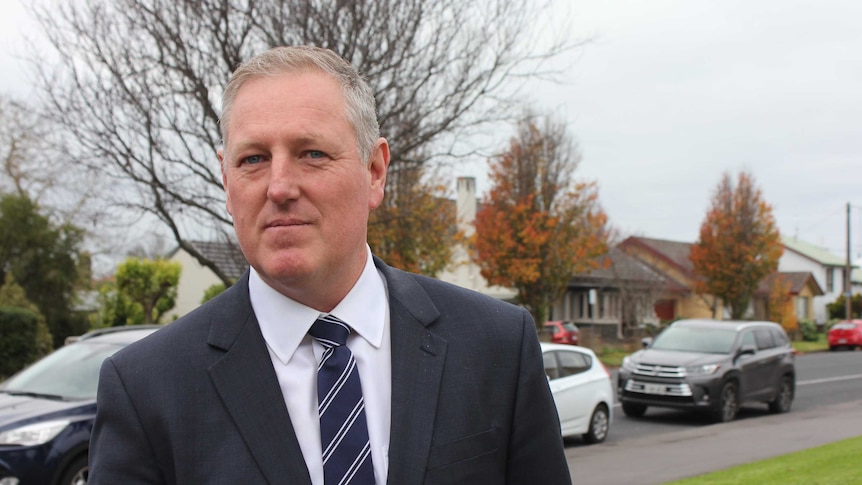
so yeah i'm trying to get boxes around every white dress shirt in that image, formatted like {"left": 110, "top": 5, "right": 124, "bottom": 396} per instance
{"left": 251, "top": 246, "right": 392, "bottom": 485}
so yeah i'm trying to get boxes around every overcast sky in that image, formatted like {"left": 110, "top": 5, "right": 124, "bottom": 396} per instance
{"left": 2, "top": 0, "right": 860, "bottom": 262}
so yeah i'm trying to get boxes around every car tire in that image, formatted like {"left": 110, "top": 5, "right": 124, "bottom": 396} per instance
{"left": 710, "top": 381, "right": 739, "bottom": 423}
{"left": 621, "top": 402, "right": 647, "bottom": 418}
{"left": 582, "top": 404, "right": 610, "bottom": 444}
{"left": 58, "top": 455, "right": 88, "bottom": 485}
{"left": 768, "top": 375, "right": 794, "bottom": 414}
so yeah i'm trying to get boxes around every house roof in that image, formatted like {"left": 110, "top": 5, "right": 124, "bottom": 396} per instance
{"left": 620, "top": 236, "right": 696, "bottom": 276}
{"left": 568, "top": 246, "right": 685, "bottom": 292}
{"left": 782, "top": 237, "right": 846, "bottom": 267}
{"left": 171, "top": 240, "right": 249, "bottom": 282}
{"left": 757, "top": 272, "right": 825, "bottom": 296}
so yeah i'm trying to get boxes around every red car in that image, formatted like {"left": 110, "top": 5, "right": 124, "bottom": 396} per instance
{"left": 544, "top": 320, "right": 580, "bottom": 345}
{"left": 828, "top": 320, "right": 862, "bottom": 351}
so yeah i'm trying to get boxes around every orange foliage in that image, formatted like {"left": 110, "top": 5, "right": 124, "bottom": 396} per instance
{"left": 690, "top": 172, "right": 783, "bottom": 320}
{"left": 368, "top": 165, "right": 455, "bottom": 276}
{"left": 768, "top": 275, "right": 796, "bottom": 332}
{"left": 471, "top": 115, "right": 608, "bottom": 326}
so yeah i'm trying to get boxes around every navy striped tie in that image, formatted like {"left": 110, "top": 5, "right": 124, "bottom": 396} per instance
{"left": 309, "top": 315, "right": 375, "bottom": 485}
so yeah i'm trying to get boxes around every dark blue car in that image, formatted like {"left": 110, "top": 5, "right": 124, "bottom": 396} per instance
{"left": 0, "top": 325, "right": 160, "bottom": 485}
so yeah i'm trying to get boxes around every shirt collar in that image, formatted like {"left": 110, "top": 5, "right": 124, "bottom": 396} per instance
{"left": 251, "top": 245, "right": 387, "bottom": 365}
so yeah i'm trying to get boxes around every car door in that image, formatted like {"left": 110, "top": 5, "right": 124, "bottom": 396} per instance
{"left": 544, "top": 348, "right": 594, "bottom": 436}
{"left": 740, "top": 327, "right": 780, "bottom": 401}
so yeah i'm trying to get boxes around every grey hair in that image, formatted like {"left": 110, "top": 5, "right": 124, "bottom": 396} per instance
{"left": 220, "top": 45, "right": 380, "bottom": 163}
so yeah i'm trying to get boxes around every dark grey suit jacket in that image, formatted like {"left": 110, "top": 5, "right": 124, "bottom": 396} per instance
{"left": 89, "top": 257, "right": 571, "bottom": 484}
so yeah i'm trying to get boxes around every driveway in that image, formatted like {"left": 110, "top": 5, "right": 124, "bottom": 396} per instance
{"left": 566, "top": 399, "right": 862, "bottom": 484}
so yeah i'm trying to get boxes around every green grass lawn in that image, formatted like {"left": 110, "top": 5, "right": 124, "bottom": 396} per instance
{"left": 666, "top": 435, "right": 862, "bottom": 485}
{"left": 792, "top": 333, "right": 829, "bottom": 353}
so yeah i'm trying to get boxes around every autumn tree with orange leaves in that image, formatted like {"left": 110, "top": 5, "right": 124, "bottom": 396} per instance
{"left": 472, "top": 113, "right": 608, "bottom": 329}
{"left": 690, "top": 171, "right": 783, "bottom": 320}
{"left": 368, "top": 163, "right": 455, "bottom": 276}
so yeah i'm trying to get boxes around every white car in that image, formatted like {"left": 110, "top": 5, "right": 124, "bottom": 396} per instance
{"left": 541, "top": 343, "right": 613, "bottom": 444}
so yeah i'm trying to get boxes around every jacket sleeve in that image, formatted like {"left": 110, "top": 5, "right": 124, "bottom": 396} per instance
{"left": 89, "top": 357, "right": 167, "bottom": 484}
{"left": 506, "top": 309, "right": 573, "bottom": 485}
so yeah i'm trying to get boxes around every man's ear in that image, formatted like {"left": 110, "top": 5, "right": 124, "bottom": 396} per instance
{"left": 368, "top": 138, "right": 390, "bottom": 210}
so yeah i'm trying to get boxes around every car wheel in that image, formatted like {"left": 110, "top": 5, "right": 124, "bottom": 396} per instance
{"left": 582, "top": 404, "right": 610, "bottom": 444}
{"left": 710, "top": 381, "right": 739, "bottom": 423}
{"left": 768, "top": 375, "right": 794, "bottom": 414}
{"left": 58, "top": 455, "right": 88, "bottom": 485}
{"left": 621, "top": 402, "right": 647, "bottom": 418}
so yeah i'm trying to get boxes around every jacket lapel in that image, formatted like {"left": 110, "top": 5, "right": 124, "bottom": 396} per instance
{"left": 206, "top": 273, "right": 312, "bottom": 485}
{"left": 375, "top": 258, "right": 447, "bottom": 485}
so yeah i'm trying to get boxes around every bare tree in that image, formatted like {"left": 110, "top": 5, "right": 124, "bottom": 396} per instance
{"left": 25, "top": 0, "right": 576, "bottom": 283}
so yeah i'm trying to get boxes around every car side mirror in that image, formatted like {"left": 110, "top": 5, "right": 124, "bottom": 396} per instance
{"left": 736, "top": 344, "right": 756, "bottom": 358}
{"left": 641, "top": 337, "right": 653, "bottom": 349}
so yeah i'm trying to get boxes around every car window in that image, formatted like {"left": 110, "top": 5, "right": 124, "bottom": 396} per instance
{"left": 543, "top": 351, "right": 560, "bottom": 380}
{"left": 770, "top": 328, "right": 789, "bottom": 346}
{"left": 740, "top": 330, "right": 756, "bottom": 348}
{"left": 754, "top": 328, "right": 776, "bottom": 350}
{"left": 651, "top": 326, "right": 737, "bottom": 354}
{"left": 1, "top": 340, "right": 123, "bottom": 400}
{"left": 557, "top": 350, "right": 591, "bottom": 378}
{"left": 561, "top": 323, "right": 578, "bottom": 332}
{"left": 832, "top": 323, "right": 858, "bottom": 330}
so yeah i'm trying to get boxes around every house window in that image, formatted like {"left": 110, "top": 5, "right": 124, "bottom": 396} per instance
{"left": 826, "top": 268, "right": 834, "bottom": 293}
{"left": 796, "top": 297, "right": 810, "bottom": 321}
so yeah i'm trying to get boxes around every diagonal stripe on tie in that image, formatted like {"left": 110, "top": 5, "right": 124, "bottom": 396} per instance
{"left": 309, "top": 315, "right": 375, "bottom": 485}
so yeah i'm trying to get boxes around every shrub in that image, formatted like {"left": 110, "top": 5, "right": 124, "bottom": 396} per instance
{"left": 0, "top": 306, "right": 41, "bottom": 379}
{"left": 798, "top": 320, "right": 819, "bottom": 342}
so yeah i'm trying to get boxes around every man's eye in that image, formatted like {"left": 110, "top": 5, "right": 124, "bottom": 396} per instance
{"left": 307, "top": 150, "right": 326, "bottom": 159}
{"left": 242, "top": 155, "right": 264, "bottom": 165}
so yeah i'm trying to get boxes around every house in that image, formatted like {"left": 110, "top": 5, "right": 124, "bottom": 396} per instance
{"left": 550, "top": 247, "right": 665, "bottom": 340}
{"left": 168, "top": 240, "right": 248, "bottom": 318}
{"left": 778, "top": 237, "right": 853, "bottom": 324}
{"left": 617, "top": 236, "right": 717, "bottom": 321}
{"left": 753, "top": 272, "right": 824, "bottom": 327}
{"left": 435, "top": 177, "right": 518, "bottom": 301}
{"left": 618, "top": 236, "right": 824, "bottom": 326}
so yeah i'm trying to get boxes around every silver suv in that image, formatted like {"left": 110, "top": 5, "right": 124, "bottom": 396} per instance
{"left": 617, "top": 319, "right": 795, "bottom": 422}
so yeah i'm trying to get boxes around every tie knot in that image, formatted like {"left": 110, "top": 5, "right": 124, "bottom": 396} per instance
{"left": 309, "top": 315, "right": 351, "bottom": 347}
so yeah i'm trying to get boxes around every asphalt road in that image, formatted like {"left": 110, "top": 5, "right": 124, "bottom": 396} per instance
{"left": 563, "top": 350, "right": 862, "bottom": 484}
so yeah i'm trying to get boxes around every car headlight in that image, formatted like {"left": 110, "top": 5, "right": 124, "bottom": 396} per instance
{"left": 0, "top": 419, "right": 71, "bottom": 446}
{"left": 621, "top": 356, "right": 637, "bottom": 371}
{"left": 685, "top": 364, "right": 720, "bottom": 376}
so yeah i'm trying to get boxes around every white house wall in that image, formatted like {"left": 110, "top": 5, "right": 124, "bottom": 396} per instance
{"left": 778, "top": 250, "right": 843, "bottom": 324}
{"left": 171, "top": 249, "right": 222, "bottom": 319}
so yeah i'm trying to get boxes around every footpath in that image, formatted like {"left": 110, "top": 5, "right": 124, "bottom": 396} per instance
{"left": 566, "top": 399, "right": 862, "bottom": 484}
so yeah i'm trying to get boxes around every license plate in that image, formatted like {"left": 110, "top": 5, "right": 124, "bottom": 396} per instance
{"left": 644, "top": 383, "right": 666, "bottom": 395}
{"left": 839, "top": 339, "right": 847, "bottom": 344}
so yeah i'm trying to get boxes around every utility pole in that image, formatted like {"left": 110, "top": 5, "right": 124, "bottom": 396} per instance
{"left": 847, "top": 202, "right": 852, "bottom": 319}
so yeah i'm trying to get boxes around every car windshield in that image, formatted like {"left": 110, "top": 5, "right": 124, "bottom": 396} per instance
{"left": 0, "top": 340, "right": 124, "bottom": 400}
{"left": 651, "top": 326, "right": 737, "bottom": 354}
{"left": 562, "top": 323, "right": 578, "bottom": 332}
{"left": 832, "top": 323, "right": 859, "bottom": 331}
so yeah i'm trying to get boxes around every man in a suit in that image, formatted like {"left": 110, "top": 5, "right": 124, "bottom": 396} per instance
{"left": 89, "top": 45, "right": 571, "bottom": 484}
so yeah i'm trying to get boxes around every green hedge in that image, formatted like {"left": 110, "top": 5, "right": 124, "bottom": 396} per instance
{"left": 0, "top": 306, "right": 41, "bottom": 379}
{"left": 798, "top": 320, "right": 819, "bottom": 342}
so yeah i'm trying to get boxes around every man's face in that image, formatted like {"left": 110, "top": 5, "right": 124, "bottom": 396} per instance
{"left": 219, "top": 71, "right": 388, "bottom": 310}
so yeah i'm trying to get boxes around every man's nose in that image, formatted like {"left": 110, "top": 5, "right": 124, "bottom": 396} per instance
{"left": 266, "top": 156, "right": 301, "bottom": 203}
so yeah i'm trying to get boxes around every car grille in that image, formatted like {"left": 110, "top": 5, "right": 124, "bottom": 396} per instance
{"left": 625, "top": 379, "right": 693, "bottom": 397}
{"left": 631, "top": 363, "right": 686, "bottom": 378}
